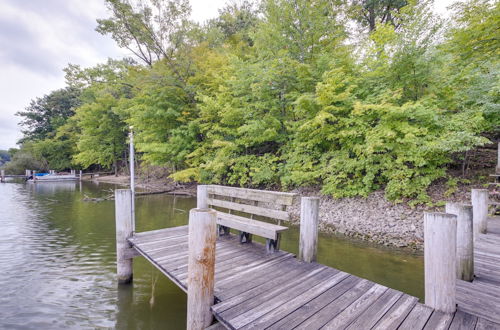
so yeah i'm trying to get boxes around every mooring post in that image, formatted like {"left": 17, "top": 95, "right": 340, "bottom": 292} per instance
{"left": 79, "top": 170, "right": 82, "bottom": 181}
{"left": 445, "top": 203, "right": 474, "bottom": 281}
{"left": 115, "top": 189, "right": 134, "bottom": 284}
{"left": 1, "top": 170, "right": 4, "bottom": 183}
{"left": 197, "top": 185, "right": 209, "bottom": 208}
{"left": 32, "top": 170, "right": 36, "bottom": 182}
{"left": 299, "top": 197, "right": 320, "bottom": 263}
{"left": 187, "top": 208, "right": 217, "bottom": 330}
{"left": 471, "top": 189, "right": 489, "bottom": 238}
{"left": 424, "top": 212, "right": 457, "bottom": 313}
{"left": 25, "top": 169, "right": 30, "bottom": 177}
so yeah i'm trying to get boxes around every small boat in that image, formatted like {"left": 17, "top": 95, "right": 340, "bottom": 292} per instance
{"left": 28, "top": 172, "right": 79, "bottom": 182}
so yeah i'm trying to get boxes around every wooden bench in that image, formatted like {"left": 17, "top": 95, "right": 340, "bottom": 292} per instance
{"left": 198, "top": 185, "right": 297, "bottom": 253}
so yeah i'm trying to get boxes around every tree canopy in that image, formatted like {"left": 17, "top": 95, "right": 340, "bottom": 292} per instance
{"left": 14, "top": 0, "right": 499, "bottom": 203}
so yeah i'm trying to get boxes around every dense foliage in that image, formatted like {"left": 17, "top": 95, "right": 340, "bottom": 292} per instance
{"left": 14, "top": 0, "right": 499, "bottom": 202}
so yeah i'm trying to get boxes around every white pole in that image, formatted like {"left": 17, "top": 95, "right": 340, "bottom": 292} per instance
{"left": 445, "top": 202, "right": 474, "bottom": 281}
{"left": 197, "top": 185, "right": 209, "bottom": 208}
{"left": 497, "top": 142, "right": 500, "bottom": 174}
{"left": 115, "top": 189, "right": 134, "bottom": 284}
{"left": 424, "top": 212, "right": 457, "bottom": 313}
{"left": 299, "top": 197, "right": 320, "bottom": 263}
{"left": 129, "top": 126, "right": 135, "bottom": 223}
{"left": 471, "top": 189, "right": 489, "bottom": 238}
{"left": 187, "top": 208, "right": 217, "bottom": 329}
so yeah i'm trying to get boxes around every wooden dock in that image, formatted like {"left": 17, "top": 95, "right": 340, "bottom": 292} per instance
{"left": 111, "top": 183, "right": 500, "bottom": 329}
{"left": 457, "top": 216, "right": 500, "bottom": 325}
{"left": 128, "top": 225, "right": 500, "bottom": 329}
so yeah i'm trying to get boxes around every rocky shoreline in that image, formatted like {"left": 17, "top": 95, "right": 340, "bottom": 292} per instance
{"left": 87, "top": 170, "right": 498, "bottom": 252}
{"left": 288, "top": 176, "right": 498, "bottom": 251}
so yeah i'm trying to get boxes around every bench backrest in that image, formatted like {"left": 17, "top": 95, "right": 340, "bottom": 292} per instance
{"left": 205, "top": 185, "right": 297, "bottom": 223}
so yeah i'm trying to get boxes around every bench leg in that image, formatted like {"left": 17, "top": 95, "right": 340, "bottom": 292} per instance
{"left": 266, "top": 233, "right": 281, "bottom": 253}
{"left": 239, "top": 231, "right": 252, "bottom": 243}
{"left": 218, "top": 225, "right": 230, "bottom": 236}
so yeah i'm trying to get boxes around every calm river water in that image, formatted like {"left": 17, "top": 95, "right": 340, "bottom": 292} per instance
{"left": 0, "top": 181, "right": 424, "bottom": 329}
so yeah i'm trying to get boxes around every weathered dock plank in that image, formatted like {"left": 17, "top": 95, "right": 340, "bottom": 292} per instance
{"left": 128, "top": 224, "right": 500, "bottom": 329}
{"left": 371, "top": 294, "right": 419, "bottom": 330}
{"left": 449, "top": 310, "right": 478, "bottom": 330}
{"left": 398, "top": 303, "right": 433, "bottom": 329}
{"left": 455, "top": 216, "right": 500, "bottom": 326}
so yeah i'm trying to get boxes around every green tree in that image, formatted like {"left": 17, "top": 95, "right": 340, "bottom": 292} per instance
{"left": 16, "top": 87, "right": 81, "bottom": 142}
{"left": 349, "top": 0, "right": 409, "bottom": 31}
{"left": 96, "top": 0, "right": 192, "bottom": 67}
{"left": 73, "top": 91, "right": 128, "bottom": 174}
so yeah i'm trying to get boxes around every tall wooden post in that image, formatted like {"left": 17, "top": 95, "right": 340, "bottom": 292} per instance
{"left": 1, "top": 170, "right": 4, "bottom": 183}
{"left": 299, "top": 197, "right": 320, "bottom": 263}
{"left": 197, "top": 185, "right": 209, "bottom": 208}
{"left": 424, "top": 212, "right": 457, "bottom": 313}
{"left": 79, "top": 170, "right": 82, "bottom": 181}
{"left": 496, "top": 142, "right": 500, "bottom": 174}
{"left": 129, "top": 127, "right": 135, "bottom": 223}
{"left": 115, "top": 189, "right": 134, "bottom": 284}
{"left": 471, "top": 189, "right": 489, "bottom": 238}
{"left": 32, "top": 170, "right": 36, "bottom": 182}
{"left": 187, "top": 208, "right": 216, "bottom": 330}
{"left": 445, "top": 202, "right": 474, "bottom": 281}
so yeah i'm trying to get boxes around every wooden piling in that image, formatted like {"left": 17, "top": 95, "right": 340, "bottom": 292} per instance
{"left": 32, "top": 170, "right": 36, "bottom": 182}
{"left": 25, "top": 169, "right": 30, "bottom": 177}
{"left": 424, "top": 212, "right": 457, "bottom": 313}
{"left": 187, "top": 208, "right": 217, "bottom": 330}
{"left": 197, "top": 185, "right": 209, "bottom": 208}
{"left": 471, "top": 189, "right": 489, "bottom": 238}
{"left": 115, "top": 189, "right": 134, "bottom": 284}
{"left": 445, "top": 203, "right": 474, "bottom": 281}
{"left": 79, "top": 170, "right": 82, "bottom": 181}
{"left": 1, "top": 170, "right": 4, "bottom": 183}
{"left": 299, "top": 197, "right": 320, "bottom": 263}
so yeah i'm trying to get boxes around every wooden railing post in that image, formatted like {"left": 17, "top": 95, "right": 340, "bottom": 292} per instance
{"left": 115, "top": 189, "right": 134, "bottom": 284}
{"left": 471, "top": 189, "right": 489, "bottom": 238}
{"left": 197, "top": 185, "right": 209, "bottom": 208}
{"left": 424, "top": 212, "right": 457, "bottom": 313}
{"left": 187, "top": 208, "right": 217, "bottom": 330}
{"left": 445, "top": 203, "right": 474, "bottom": 281}
{"left": 299, "top": 197, "right": 320, "bottom": 263}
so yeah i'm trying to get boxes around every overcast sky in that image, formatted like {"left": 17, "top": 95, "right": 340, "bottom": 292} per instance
{"left": 0, "top": 0, "right": 455, "bottom": 150}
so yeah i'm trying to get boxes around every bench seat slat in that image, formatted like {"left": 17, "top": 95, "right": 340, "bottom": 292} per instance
{"left": 209, "top": 198, "right": 290, "bottom": 221}
{"left": 207, "top": 185, "right": 296, "bottom": 206}
{"left": 217, "top": 212, "right": 288, "bottom": 240}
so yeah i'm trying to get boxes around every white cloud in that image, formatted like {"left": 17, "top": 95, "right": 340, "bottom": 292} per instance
{"left": 190, "top": 0, "right": 228, "bottom": 23}
{"left": 0, "top": 0, "right": 130, "bottom": 149}
{"left": 0, "top": 0, "right": 230, "bottom": 150}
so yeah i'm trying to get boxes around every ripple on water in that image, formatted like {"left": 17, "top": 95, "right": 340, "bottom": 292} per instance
{"left": 0, "top": 184, "right": 124, "bottom": 329}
